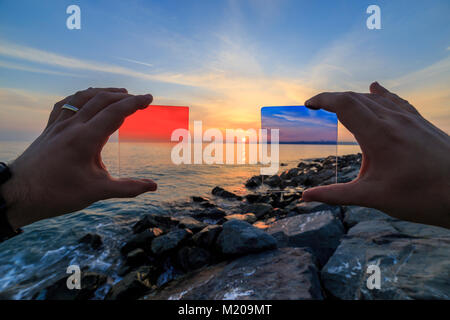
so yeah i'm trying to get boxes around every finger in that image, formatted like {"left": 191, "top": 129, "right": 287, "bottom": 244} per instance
{"left": 369, "top": 82, "right": 419, "bottom": 115}
{"left": 46, "top": 96, "right": 72, "bottom": 129}
{"left": 304, "top": 91, "right": 378, "bottom": 139}
{"left": 56, "top": 87, "right": 128, "bottom": 122}
{"left": 88, "top": 94, "right": 153, "bottom": 139}
{"left": 76, "top": 92, "right": 131, "bottom": 122}
{"left": 105, "top": 178, "right": 157, "bottom": 198}
{"left": 302, "top": 180, "right": 366, "bottom": 206}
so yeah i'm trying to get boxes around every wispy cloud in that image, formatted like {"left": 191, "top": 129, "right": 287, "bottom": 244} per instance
{"left": 116, "top": 57, "right": 153, "bottom": 68}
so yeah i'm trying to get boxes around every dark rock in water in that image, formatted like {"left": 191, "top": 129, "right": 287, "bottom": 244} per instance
{"left": 191, "top": 207, "right": 227, "bottom": 220}
{"left": 132, "top": 214, "right": 178, "bottom": 234}
{"left": 264, "top": 175, "right": 281, "bottom": 187}
{"left": 243, "top": 203, "right": 273, "bottom": 219}
{"left": 39, "top": 272, "right": 107, "bottom": 300}
{"left": 174, "top": 216, "right": 207, "bottom": 233}
{"left": 144, "top": 248, "right": 323, "bottom": 300}
{"left": 106, "top": 266, "right": 155, "bottom": 300}
{"left": 280, "top": 163, "right": 287, "bottom": 166}
{"left": 225, "top": 213, "right": 257, "bottom": 224}
{"left": 343, "top": 206, "right": 395, "bottom": 228}
{"left": 321, "top": 219, "right": 450, "bottom": 299}
{"left": 78, "top": 233, "right": 102, "bottom": 250}
{"left": 192, "top": 225, "right": 223, "bottom": 249}
{"left": 121, "top": 228, "right": 163, "bottom": 255}
{"left": 245, "top": 175, "right": 263, "bottom": 188}
{"left": 151, "top": 229, "right": 193, "bottom": 256}
{"left": 192, "top": 196, "right": 209, "bottom": 203}
{"left": 125, "top": 248, "right": 148, "bottom": 267}
{"left": 267, "top": 211, "right": 344, "bottom": 266}
{"left": 176, "top": 246, "right": 211, "bottom": 271}
{"left": 211, "top": 186, "right": 242, "bottom": 200}
{"left": 217, "top": 220, "right": 277, "bottom": 255}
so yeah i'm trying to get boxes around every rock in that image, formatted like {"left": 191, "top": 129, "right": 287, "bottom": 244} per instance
{"left": 253, "top": 221, "right": 270, "bottom": 229}
{"left": 343, "top": 206, "right": 395, "bottom": 228}
{"left": 285, "top": 201, "right": 340, "bottom": 217}
{"left": 267, "top": 211, "right": 344, "bottom": 266}
{"left": 105, "top": 266, "right": 155, "bottom": 300}
{"left": 308, "top": 169, "right": 336, "bottom": 186}
{"left": 121, "top": 228, "right": 163, "bottom": 255}
{"left": 243, "top": 203, "right": 273, "bottom": 219}
{"left": 264, "top": 175, "right": 281, "bottom": 187}
{"left": 245, "top": 176, "right": 263, "bottom": 188}
{"left": 192, "top": 225, "right": 223, "bottom": 249}
{"left": 125, "top": 248, "right": 148, "bottom": 267}
{"left": 321, "top": 219, "right": 450, "bottom": 300}
{"left": 39, "top": 272, "right": 107, "bottom": 300}
{"left": 78, "top": 233, "right": 102, "bottom": 250}
{"left": 192, "top": 196, "right": 209, "bottom": 203}
{"left": 177, "top": 246, "right": 211, "bottom": 271}
{"left": 245, "top": 193, "right": 270, "bottom": 203}
{"left": 211, "top": 186, "right": 242, "bottom": 200}
{"left": 174, "top": 217, "right": 208, "bottom": 233}
{"left": 151, "top": 229, "right": 193, "bottom": 255}
{"left": 225, "top": 213, "right": 257, "bottom": 224}
{"left": 132, "top": 214, "right": 176, "bottom": 234}
{"left": 144, "top": 248, "right": 323, "bottom": 300}
{"left": 217, "top": 220, "right": 277, "bottom": 255}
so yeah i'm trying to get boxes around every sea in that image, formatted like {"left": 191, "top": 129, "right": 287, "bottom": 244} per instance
{"left": 0, "top": 141, "right": 360, "bottom": 299}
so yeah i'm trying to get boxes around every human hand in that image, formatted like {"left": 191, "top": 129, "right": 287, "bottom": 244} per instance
{"left": 302, "top": 82, "right": 450, "bottom": 228}
{"left": 1, "top": 87, "right": 157, "bottom": 229}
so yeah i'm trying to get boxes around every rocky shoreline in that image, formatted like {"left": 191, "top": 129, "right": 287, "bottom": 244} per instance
{"left": 37, "top": 153, "right": 450, "bottom": 300}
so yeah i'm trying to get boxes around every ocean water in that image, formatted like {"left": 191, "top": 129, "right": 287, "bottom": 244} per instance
{"left": 0, "top": 141, "right": 360, "bottom": 299}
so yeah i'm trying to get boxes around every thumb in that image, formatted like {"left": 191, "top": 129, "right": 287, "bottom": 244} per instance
{"left": 302, "top": 181, "right": 363, "bottom": 205}
{"left": 106, "top": 178, "right": 157, "bottom": 198}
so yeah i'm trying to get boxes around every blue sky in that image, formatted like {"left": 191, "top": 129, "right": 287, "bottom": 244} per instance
{"left": 0, "top": 0, "right": 449, "bottom": 141}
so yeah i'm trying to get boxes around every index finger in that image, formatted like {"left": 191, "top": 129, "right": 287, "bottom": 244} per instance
{"left": 305, "top": 91, "right": 379, "bottom": 138}
{"left": 87, "top": 94, "right": 153, "bottom": 139}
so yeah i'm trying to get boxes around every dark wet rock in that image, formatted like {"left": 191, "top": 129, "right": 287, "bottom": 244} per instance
{"left": 38, "top": 272, "right": 107, "bottom": 300}
{"left": 132, "top": 214, "right": 177, "bottom": 234}
{"left": 211, "top": 186, "right": 242, "bottom": 200}
{"left": 121, "top": 228, "right": 164, "bottom": 255}
{"left": 217, "top": 220, "right": 277, "bottom": 255}
{"left": 343, "top": 206, "right": 396, "bottom": 228}
{"left": 245, "top": 193, "right": 271, "bottom": 204}
{"left": 177, "top": 246, "right": 211, "bottom": 271}
{"left": 224, "top": 213, "right": 257, "bottom": 224}
{"left": 321, "top": 219, "right": 450, "bottom": 300}
{"left": 125, "top": 248, "right": 148, "bottom": 267}
{"left": 174, "top": 216, "right": 208, "bottom": 233}
{"left": 144, "top": 248, "right": 323, "bottom": 300}
{"left": 192, "top": 196, "right": 209, "bottom": 203}
{"left": 264, "top": 175, "right": 281, "bottom": 187}
{"left": 151, "top": 229, "right": 193, "bottom": 256}
{"left": 242, "top": 203, "right": 273, "bottom": 219}
{"left": 291, "top": 173, "right": 310, "bottom": 186}
{"left": 280, "top": 163, "right": 287, "bottom": 166}
{"left": 78, "top": 233, "right": 102, "bottom": 250}
{"left": 309, "top": 169, "right": 336, "bottom": 186}
{"left": 106, "top": 266, "right": 155, "bottom": 300}
{"left": 192, "top": 225, "right": 223, "bottom": 249}
{"left": 245, "top": 175, "right": 263, "bottom": 188}
{"left": 191, "top": 207, "right": 227, "bottom": 220}
{"left": 267, "top": 210, "right": 344, "bottom": 266}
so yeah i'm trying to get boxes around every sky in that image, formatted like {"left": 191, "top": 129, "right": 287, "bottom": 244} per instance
{"left": 0, "top": 0, "right": 449, "bottom": 142}
{"left": 261, "top": 106, "right": 337, "bottom": 143}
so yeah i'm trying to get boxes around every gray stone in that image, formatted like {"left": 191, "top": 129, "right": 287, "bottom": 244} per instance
{"left": 343, "top": 206, "right": 396, "bottom": 228}
{"left": 144, "top": 248, "right": 323, "bottom": 300}
{"left": 121, "top": 228, "right": 163, "bottom": 255}
{"left": 106, "top": 266, "right": 154, "bottom": 300}
{"left": 177, "top": 246, "right": 211, "bottom": 271}
{"left": 217, "top": 220, "right": 277, "bottom": 255}
{"left": 151, "top": 229, "right": 193, "bottom": 255}
{"left": 321, "top": 219, "right": 450, "bottom": 299}
{"left": 243, "top": 203, "right": 273, "bottom": 219}
{"left": 174, "top": 216, "right": 208, "bottom": 232}
{"left": 286, "top": 201, "right": 341, "bottom": 216}
{"left": 267, "top": 210, "right": 344, "bottom": 266}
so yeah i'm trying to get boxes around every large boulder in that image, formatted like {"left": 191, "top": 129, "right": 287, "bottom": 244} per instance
{"left": 217, "top": 220, "right": 277, "bottom": 255}
{"left": 144, "top": 248, "right": 323, "bottom": 300}
{"left": 321, "top": 219, "right": 450, "bottom": 299}
{"left": 192, "top": 225, "right": 223, "bottom": 249}
{"left": 78, "top": 233, "right": 103, "bottom": 250}
{"left": 267, "top": 210, "right": 344, "bottom": 266}
{"left": 121, "top": 227, "right": 163, "bottom": 255}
